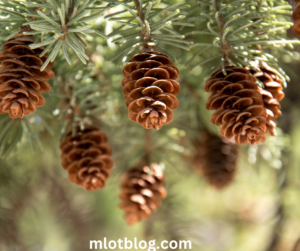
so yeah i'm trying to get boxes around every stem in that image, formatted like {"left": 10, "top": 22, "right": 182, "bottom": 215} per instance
{"left": 214, "top": 0, "right": 232, "bottom": 62}
{"left": 135, "top": 0, "right": 145, "bottom": 23}
{"left": 61, "top": 78, "right": 83, "bottom": 123}
{"left": 134, "top": 0, "right": 155, "bottom": 51}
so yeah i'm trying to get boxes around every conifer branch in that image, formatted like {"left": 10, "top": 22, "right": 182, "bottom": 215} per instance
{"left": 186, "top": 0, "right": 299, "bottom": 83}
{"left": 0, "top": 0, "right": 113, "bottom": 69}
{"left": 106, "top": 0, "right": 192, "bottom": 64}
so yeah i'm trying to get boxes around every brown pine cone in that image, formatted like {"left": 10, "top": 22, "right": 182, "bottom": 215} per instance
{"left": 119, "top": 163, "right": 167, "bottom": 225}
{"left": 193, "top": 130, "right": 238, "bottom": 189}
{"left": 0, "top": 33, "right": 54, "bottom": 118}
{"left": 293, "top": 3, "right": 300, "bottom": 36}
{"left": 59, "top": 125, "right": 113, "bottom": 191}
{"left": 122, "top": 50, "right": 180, "bottom": 130}
{"left": 251, "top": 62, "right": 284, "bottom": 137}
{"left": 205, "top": 66, "right": 267, "bottom": 145}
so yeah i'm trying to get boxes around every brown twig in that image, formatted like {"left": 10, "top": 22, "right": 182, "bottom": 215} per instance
{"left": 215, "top": 0, "right": 230, "bottom": 56}
{"left": 134, "top": 0, "right": 155, "bottom": 51}
{"left": 134, "top": 0, "right": 145, "bottom": 22}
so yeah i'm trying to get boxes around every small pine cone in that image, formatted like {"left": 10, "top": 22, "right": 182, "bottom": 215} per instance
{"left": 251, "top": 62, "right": 284, "bottom": 137}
{"left": 122, "top": 51, "right": 180, "bottom": 130}
{"left": 193, "top": 130, "right": 238, "bottom": 189}
{"left": 119, "top": 163, "right": 167, "bottom": 225}
{"left": 59, "top": 125, "right": 113, "bottom": 191}
{"left": 205, "top": 66, "right": 267, "bottom": 145}
{"left": 293, "top": 3, "right": 300, "bottom": 36}
{"left": 0, "top": 33, "right": 54, "bottom": 118}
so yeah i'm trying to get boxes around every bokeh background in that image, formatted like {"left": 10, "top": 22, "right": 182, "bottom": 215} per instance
{"left": 1, "top": 0, "right": 300, "bottom": 250}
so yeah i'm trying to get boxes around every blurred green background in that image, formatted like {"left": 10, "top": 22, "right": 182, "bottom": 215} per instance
{"left": 1, "top": 0, "right": 300, "bottom": 250}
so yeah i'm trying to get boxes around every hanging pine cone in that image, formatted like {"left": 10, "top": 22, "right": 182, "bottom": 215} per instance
{"left": 122, "top": 50, "right": 180, "bottom": 130}
{"left": 293, "top": 1, "right": 300, "bottom": 37}
{"left": 119, "top": 163, "right": 167, "bottom": 225}
{"left": 59, "top": 125, "right": 113, "bottom": 191}
{"left": 251, "top": 62, "right": 284, "bottom": 137}
{"left": 205, "top": 66, "right": 267, "bottom": 145}
{"left": 0, "top": 32, "right": 54, "bottom": 118}
{"left": 193, "top": 130, "right": 238, "bottom": 189}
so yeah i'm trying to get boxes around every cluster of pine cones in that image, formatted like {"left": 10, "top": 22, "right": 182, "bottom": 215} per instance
{"left": 0, "top": 29, "right": 285, "bottom": 226}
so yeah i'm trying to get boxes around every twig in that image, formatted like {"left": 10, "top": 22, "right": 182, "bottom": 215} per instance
{"left": 134, "top": 0, "right": 145, "bottom": 22}
{"left": 134, "top": 0, "right": 154, "bottom": 50}
{"left": 214, "top": 0, "right": 230, "bottom": 56}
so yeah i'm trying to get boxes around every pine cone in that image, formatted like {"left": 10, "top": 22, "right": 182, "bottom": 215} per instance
{"left": 251, "top": 62, "right": 284, "bottom": 137}
{"left": 59, "top": 125, "right": 113, "bottom": 191}
{"left": 293, "top": 2, "right": 300, "bottom": 36}
{"left": 0, "top": 33, "right": 54, "bottom": 118}
{"left": 122, "top": 50, "right": 180, "bottom": 130}
{"left": 119, "top": 163, "right": 167, "bottom": 225}
{"left": 205, "top": 66, "right": 267, "bottom": 145}
{"left": 193, "top": 130, "right": 238, "bottom": 189}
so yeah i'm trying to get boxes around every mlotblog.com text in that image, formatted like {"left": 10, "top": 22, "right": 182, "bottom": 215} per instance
{"left": 90, "top": 238, "right": 192, "bottom": 250}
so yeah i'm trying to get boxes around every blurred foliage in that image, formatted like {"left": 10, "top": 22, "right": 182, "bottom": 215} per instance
{"left": 1, "top": 0, "right": 300, "bottom": 251}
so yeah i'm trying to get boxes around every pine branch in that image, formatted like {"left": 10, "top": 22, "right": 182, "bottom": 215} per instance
{"left": 106, "top": 0, "right": 192, "bottom": 63}
{"left": 186, "top": 0, "right": 298, "bottom": 83}
{"left": 57, "top": 61, "right": 111, "bottom": 139}
{"left": 0, "top": 0, "right": 114, "bottom": 69}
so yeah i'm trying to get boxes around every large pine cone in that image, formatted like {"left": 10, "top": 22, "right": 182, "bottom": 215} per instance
{"left": 122, "top": 51, "right": 180, "bottom": 130}
{"left": 193, "top": 130, "right": 238, "bottom": 189}
{"left": 205, "top": 66, "right": 267, "bottom": 145}
{"left": 60, "top": 125, "right": 113, "bottom": 191}
{"left": 119, "top": 163, "right": 167, "bottom": 225}
{"left": 0, "top": 33, "right": 54, "bottom": 118}
{"left": 293, "top": 2, "right": 300, "bottom": 36}
{"left": 251, "top": 62, "right": 284, "bottom": 137}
